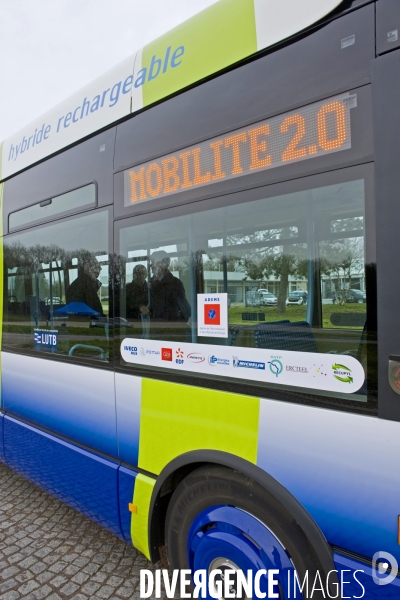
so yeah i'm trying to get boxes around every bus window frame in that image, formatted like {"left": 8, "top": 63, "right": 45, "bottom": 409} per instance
{"left": 2, "top": 127, "right": 116, "bottom": 236}
{"left": 8, "top": 180, "right": 98, "bottom": 234}
{"left": 114, "top": 162, "right": 376, "bottom": 416}
{"left": 2, "top": 204, "right": 115, "bottom": 372}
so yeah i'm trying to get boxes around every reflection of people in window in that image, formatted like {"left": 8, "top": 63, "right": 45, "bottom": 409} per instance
{"left": 126, "top": 264, "right": 149, "bottom": 319}
{"left": 66, "top": 260, "right": 103, "bottom": 314}
{"left": 149, "top": 251, "right": 191, "bottom": 321}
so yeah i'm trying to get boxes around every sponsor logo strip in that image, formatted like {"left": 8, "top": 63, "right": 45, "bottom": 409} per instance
{"left": 120, "top": 339, "right": 365, "bottom": 394}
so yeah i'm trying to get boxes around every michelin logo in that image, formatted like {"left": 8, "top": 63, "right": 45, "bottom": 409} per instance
{"left": 233, "top": 357, "right": 265, "bottom": 370}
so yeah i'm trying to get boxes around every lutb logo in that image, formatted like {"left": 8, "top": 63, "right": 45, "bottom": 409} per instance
{"left": 204, "top": 304, "right": 220, "bottom": 325}
{"left": 34, "top": 329, "right": 58, "bottom": 350}
{"left": 332, "top": 363, "right": 353, "bottom": 383}
{"left": 268, "top": 360, "right": 283, "bottom": 378}
{"left": 161, "top": 348, "right": 173, "bottom": 361}
{"left": 187, "top": 352, "right": 205, "bottom": 364}
{"left": 176, "top": 348, "right": 184, "bottom": 365}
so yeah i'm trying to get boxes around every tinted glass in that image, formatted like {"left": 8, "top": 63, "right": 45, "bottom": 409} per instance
{"left": 9, "top": 184, "right": 96, "bottom": 231}
{"left": 117, "top": 178, "right": 371, "bottom": 404}
{"left": 3, "top": 210, "right": 110, "bottom": 364}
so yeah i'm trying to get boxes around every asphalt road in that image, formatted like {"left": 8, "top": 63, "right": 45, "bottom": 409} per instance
{"left": 0, "top": 462, "right": 163, "bottom": 600}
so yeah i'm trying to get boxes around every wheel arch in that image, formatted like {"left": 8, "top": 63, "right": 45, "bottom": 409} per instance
{"left": 147, "top": 449, "right": 336, "bottom": 577}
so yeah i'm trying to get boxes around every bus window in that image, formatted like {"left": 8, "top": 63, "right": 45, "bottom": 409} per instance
{"left": 118, "top": 177, "right": 370, "bottom": 401}
{"left": 3, "top": 209, "right": 111, "bottom": 364}
{"left": 9, "top": 183, "right": 96, "bottom": 232}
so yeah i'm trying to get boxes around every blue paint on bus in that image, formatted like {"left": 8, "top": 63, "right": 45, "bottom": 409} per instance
{"left": 4, "top": 415, "right": 123, "bottom": 538}
{"left": 2, "top": 353, "right": 117, "bottom": 458}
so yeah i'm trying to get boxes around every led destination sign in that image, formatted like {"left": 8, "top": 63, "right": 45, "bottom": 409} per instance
{"left": 124, "top": 92, "right": 354, "bottom": 206}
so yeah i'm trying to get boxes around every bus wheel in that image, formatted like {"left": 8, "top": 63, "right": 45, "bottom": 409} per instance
{"left": 165, "top": 466, "right": 329, "bottom": 599}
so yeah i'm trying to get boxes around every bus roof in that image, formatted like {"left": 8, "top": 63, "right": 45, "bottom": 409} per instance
{"left": 0, "top": 0, "right": 344, "bottom": 182}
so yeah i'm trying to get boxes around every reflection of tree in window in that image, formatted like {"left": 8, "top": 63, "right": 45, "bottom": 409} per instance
{"left": 320, "top": 236, "right": 364, "bottom": 305}
{"left": 225, "top": 226, "right": 307, "bottom": 314}
{"left": 5, "top": 243, "right": 106, "bottom": 319}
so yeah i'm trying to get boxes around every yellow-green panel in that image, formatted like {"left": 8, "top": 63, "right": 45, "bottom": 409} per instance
{"left": 138, "top": 378, "right": 259, "bottom": 475}
{"left": 131, "top": 473, "right": 156, "bottom": 560}
{"left": 0, "top": 182, "right": 3, "bottom": 236}
{"left": 141, "top": 0, "right": 257, "bottom": 107}
{"left": 0, "top": 142, "right": 3, "bottom": 182}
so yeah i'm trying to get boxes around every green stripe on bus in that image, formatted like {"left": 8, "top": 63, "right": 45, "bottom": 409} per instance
{"left": 131, "top": 473, "right": 156, "bottom": 560}
{"left": 0, "top": 183, "right": 3, "bottom": 407}
{"left": 138, "top": 378, "right": 259, "bottom": 475}
{"left": 141, "top": 0, "right": 257, "bottom": 108}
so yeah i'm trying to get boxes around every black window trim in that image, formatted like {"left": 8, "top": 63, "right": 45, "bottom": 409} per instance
{"left": 8, "top": 180, "right": 98, "bottom": 234}
{"left": 113, "top": 162, "right": 377, "bottom": 417}
{"left": 3, "top": 204, "right": 114, "bottom": 370}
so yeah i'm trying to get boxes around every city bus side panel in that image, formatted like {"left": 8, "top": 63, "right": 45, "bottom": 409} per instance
{"left": 3, "top": 414, "right": 123, "bottom": 538}
{"left": 372, "top": 46, "right": 400, "bottom": 423}
{"left": 257, "top": 398, "right": 400, "bottom": 562}
{"left": 0, "top": 413, "right": 4, "bottom": 464}
{"left": 0, "top": 129, "right": 123, "bottom": 533}
{"left": 136, "top": 378, "right": 259, "bottom": 475}
{"left": 0, "top": 180, "right": 3, "bottom": 464}
{"left": 114, "top": 3, "right": 375, "bottom": 202}
{"left": 2, "top": 353, "right": 118, "bottom": 458}
{"left": 125, "top": 379, "right": 399, "bottom": 563}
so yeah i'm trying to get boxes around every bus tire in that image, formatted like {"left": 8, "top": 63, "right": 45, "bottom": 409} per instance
{"left": 165, "top": 465, "right": 337, "bottom": 599}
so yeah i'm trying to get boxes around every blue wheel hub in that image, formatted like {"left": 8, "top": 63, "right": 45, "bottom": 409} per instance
{"left": 187, "top": 505, "right": 297, "bottom": 599}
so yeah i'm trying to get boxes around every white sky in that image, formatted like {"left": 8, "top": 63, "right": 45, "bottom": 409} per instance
{"left": 0, "top": 0, "right": 218, "bottom": 142}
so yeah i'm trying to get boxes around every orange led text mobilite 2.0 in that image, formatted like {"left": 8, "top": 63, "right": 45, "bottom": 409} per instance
{"left": 125, "top": 94, "right": 351, "bottom": 206}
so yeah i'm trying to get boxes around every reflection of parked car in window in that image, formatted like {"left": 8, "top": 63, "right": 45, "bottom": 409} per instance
{"left": 45, "top": 297, "right": 62, "bottom": 305}
{"left": 245, "top": 291, "right": 262, "bottom": 307}
{"left": 346, "top": 289, "right": 366, "bottom": 304}
{"left": 260, "top": 292, "right": 277, "bottom": 306}
{"left": 286, "top": 291, "right": 308, "bottom": 306}
{"left": 90, "top": 316, "right": 133, "bottom": 328}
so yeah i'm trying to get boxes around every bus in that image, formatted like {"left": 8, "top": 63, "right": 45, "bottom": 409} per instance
{"left": 1, "top": 0, "right": 400, "bottom": 597}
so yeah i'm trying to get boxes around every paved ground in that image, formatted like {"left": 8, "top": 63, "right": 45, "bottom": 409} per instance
{"left": 0, "top": 462, "right": 163, "bottom": 600}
